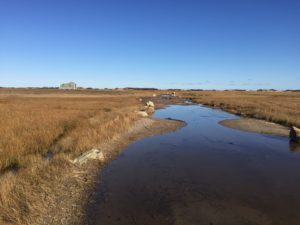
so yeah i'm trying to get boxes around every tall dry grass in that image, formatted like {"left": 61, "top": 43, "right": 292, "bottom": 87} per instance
{"left": 0, "top": 95, "right": 141, "bottom": 172}
{"left": 0, "top": 90, "right": 144, "bottom": 225}
{"left": 181, "top": 91, "right": 300, "bottom": 127}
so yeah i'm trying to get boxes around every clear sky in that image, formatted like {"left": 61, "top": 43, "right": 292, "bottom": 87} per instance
{"left": 1, "top": 0, "right": 299, "bottom": 89}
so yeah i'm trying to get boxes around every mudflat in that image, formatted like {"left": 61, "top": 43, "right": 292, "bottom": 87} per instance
{"left": 219, "top": 118, "right": 289, "bottom": 136}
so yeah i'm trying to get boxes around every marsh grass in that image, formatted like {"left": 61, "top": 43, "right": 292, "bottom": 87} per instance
{"left": 182, "top": 91, "right": 300, "bottom": 127}
{"left": 0, "top": 90, "right": 143, "bottom": 225}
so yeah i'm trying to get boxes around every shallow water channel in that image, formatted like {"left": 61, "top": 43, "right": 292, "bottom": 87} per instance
{"left": 88, "top": 105, "right": 300, "bottom": 225}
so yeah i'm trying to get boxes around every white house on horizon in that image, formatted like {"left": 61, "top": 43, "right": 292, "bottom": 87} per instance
{"left": 59, "top": 82, "right": 77, "bottom": 90}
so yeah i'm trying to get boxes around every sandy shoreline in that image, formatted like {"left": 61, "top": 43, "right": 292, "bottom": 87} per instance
{"left": 219, "top": 118, "right": 289, "bottom": 137}
{"left": 39, "top": 117, "right": 186, "bottom": 225}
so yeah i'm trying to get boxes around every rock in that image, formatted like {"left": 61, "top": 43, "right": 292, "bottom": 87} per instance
{"left": 146, "top": 107, "right": 155, "bottom": 113}
{"left": 136, "top": 111, "right": 148, "bottom": 117}
{"left": 72, "top": 149, "right": 105, "bottom": 165}
{"left": 290, "top": 126, "right": 300, "bottom": 143}
{"left": 146, "top": 101, "right": 155, "bottom": 108}
{"left": 138, "top": 101, "right": 155, "bottom": 116}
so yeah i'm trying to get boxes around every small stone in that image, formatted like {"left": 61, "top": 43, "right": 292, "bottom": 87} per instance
{"left": 72, "top": 149, "right": 105, "bottom": 165}
{"left": 146, "top": 101, "right": 155, "bottom": 108}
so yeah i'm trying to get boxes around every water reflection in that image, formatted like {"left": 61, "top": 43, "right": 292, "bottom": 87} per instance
{"left": 289, "top": 141, "right": 300, "bottom": 152}
{"left": 88, "top": 105, "right": 300, "bottom": 225}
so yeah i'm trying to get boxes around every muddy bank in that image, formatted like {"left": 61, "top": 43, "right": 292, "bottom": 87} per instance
{"left": 99, "top": 118, "right": 186, "bottom": 162}
{"left": 220, "top": 118, "right": 289, "bottom": 136}
{"left": 39, "top": 117, "right": 185, "bottom": 225}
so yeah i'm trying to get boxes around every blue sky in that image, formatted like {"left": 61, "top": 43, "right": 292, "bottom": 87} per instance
{"left": 0, "top": 0, "right": 299, "bottom": 89}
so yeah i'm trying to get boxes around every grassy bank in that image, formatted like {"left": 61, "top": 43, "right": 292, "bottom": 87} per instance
{"left": 0, "top": 89, "right": 144, "bottom": 225}
{"left": 181, "top": 90, "right": 300, "bottom": 127}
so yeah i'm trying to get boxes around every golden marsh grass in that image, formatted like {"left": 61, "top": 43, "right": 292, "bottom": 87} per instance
{"left": 0, "top": 89, "right": 143, "bottom": 225}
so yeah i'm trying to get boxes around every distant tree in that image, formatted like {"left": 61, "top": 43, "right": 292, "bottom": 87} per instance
{"left": 167, "top": 89, "right": 182, "bottom": 91}
{"left": 188, "top": 89, "right": 203, "bottom": 91}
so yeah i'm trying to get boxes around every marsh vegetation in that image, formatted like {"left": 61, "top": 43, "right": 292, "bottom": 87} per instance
{"left": 1, "top": 88, "right": 300, "bottom": 225}
{"left": 0, "top": 89, "right": 145, "bottom": 225}
{"left": 182, "top": 90, "right": 300, "bottom": 127}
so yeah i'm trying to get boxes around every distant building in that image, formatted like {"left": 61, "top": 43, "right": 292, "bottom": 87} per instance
{"left": 59, "top": 82, "right": 77, "bottom": 90}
